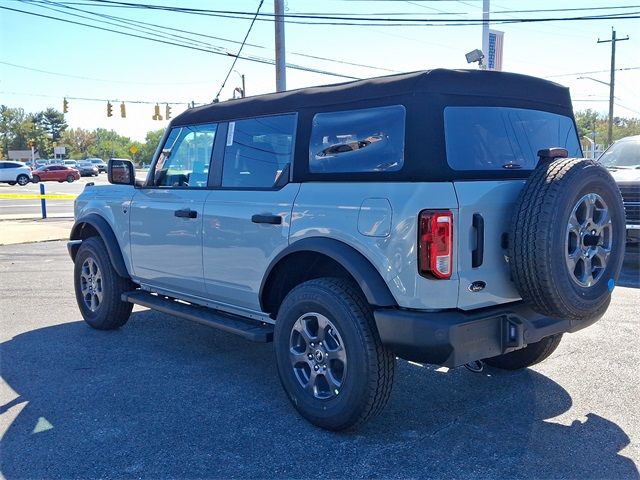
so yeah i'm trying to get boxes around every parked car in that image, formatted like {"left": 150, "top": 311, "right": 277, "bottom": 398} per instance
{"left": 34, "top": 159, "right": 48, "bottom": 168}
{"left": 598, "top": 135, "right": 640, "bottom": 246}
{"left": 86, "top": 157, "right": 107, "bottom": 173}
{"left": 0, "top": 161, "right": 32, "bottom": 185}
{"left": 76, "top": 161, "right": 99, "bottom": 177}
{"left": 32, "top": 165, "right": 80, "bottom": 183}
{"left": 68, "top": 69, "right": 625, "bottom": 431}
{"left": 64, "top": 160, "right": 78, "bottom": 168}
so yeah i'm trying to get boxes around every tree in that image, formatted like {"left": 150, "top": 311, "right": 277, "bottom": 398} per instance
{"left": 138, "top": 128, "right": 164, "bottom": 165}
{"left": 61, "top": 128, "right": 97, "bottom": 159}
{"left": 34, "top": 108, "right": 68, "bottom": 142}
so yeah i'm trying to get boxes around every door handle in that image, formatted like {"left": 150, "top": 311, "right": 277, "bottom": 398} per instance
{"left": 174, "top": 208, "right": 198, "bottom": 219}
{"left": 472, "top": 213, "right": 484, "bottom": 268}
{"left": 251, "top": 214, "right": 282, "bottom": 225}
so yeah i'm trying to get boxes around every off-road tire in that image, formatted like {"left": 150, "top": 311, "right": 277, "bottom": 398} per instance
{"left": 74, "top": 236, "right": 134, "bottom": 330}
{"left": 509, "top": 158, "right": 625, "bottom": 321}
{"left": 274, "top": 278, "right": 396, "bottom": 431}
{"left": 484, "top": 334, "right": 563, "bottom": 370}
{"left": 31, "top": 175, "right": 40, "bottom": 183}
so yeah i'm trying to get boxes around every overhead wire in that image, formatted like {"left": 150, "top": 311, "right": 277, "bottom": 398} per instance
{"left": 0, "top": 4, "right": 361, "bottom": 80}
{"left": 20, "top": 0, "right": 398, "bottom": 73}
{"left": 214, "top": 0, "right": 264, "bottom": 103}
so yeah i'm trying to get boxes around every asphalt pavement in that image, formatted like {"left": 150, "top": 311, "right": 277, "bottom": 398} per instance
{"left": 0, "top": 242, "right": 639, "bottom": 479}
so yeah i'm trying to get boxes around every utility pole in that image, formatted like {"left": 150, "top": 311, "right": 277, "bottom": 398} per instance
{"left": 274, "top": 0, "right": 286, "bottom": 91}
{"left": 598, "top": 28, "right": 629, "bottom": 146}
{"left": 481, "top": 0, "right": 490, "bottom": 70}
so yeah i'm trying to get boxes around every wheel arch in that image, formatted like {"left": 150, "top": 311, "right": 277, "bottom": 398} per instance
{"left": 69, "top": 213, "right": 130, "bottom": 278}
{"left": 260, "top": 237, "right": 397, "bottom": 316}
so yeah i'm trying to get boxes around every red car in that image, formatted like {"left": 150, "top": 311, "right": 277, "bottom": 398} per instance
{"left": 32, "top": 165, "right": 81, "bottom": 183}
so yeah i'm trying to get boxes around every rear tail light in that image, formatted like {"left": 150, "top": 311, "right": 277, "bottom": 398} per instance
{"left": 418, "top": 210, "right": 453, "bottom": 279}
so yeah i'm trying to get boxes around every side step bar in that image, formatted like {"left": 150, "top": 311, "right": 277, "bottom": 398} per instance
{"left": 122, "top": 291, "right": 274, "bottom": 342}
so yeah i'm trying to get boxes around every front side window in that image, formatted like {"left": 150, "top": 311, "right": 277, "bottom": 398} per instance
{"left": 221, "top": 114, "right": 296, "bottom": 188}
{"left": 309, "top": 105, "right": 406, "bottom": 173}
{"left": 154, "top": 123, "right": 217, "bottom": 187}
{"left": 444, "top": 107, "right": 581, "bottom": 171}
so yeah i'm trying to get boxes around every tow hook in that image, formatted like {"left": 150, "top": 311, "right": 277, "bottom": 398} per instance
{"left": 464, "top": 360, "right": 484, "bottom": 373}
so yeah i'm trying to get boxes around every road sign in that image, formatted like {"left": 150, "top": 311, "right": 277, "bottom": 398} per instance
{"left": 54, "top": 146, "right": 66, "bottom": 155}
{"left": 129, "top": 145, "right": 138, "bottom": 155}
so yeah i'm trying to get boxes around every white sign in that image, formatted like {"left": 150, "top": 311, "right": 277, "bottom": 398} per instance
{"left": 487, "top": 29, "right": 504, "bottom": 71}
{"left": 54, "top": 146, "right": 66, "bottom": 155}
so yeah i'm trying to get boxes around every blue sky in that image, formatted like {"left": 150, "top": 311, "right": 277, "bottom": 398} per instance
{"left": 1, "top": 0, "right": 639, "bottom": 141}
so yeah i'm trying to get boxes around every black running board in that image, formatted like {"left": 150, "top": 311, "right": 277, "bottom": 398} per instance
{"left": 122, "top": 291, "right": 273, "bottom": 342}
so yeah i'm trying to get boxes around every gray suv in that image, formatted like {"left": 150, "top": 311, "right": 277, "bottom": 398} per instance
{"left": 68, "top": 69, "right": 625, "bottom": 430}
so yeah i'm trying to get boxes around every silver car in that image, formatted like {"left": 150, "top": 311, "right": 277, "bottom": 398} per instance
{"left": 67, "top": 69, "right": 626, "bottom": 431}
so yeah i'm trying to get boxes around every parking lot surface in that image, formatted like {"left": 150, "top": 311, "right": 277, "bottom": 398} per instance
{"left": 1, "top": 242, "right": 638, "bottom": 479}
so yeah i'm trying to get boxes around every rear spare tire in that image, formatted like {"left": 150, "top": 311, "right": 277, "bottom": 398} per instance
{"left": 509, "top": 158, "right": 625, "bottom": 321}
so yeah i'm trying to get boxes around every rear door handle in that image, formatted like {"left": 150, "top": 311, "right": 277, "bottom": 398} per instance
{"left": 251, "top": 214, "right": 282, "bottom": 225}
{"left": 174, "top": 208, "right": 198, "bottom": 219}
{"left": 472, "top": 213, "right": 485, "bottom": 268}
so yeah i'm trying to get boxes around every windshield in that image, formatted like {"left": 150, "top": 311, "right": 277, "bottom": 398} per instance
{"left": 598, "top": 137, "right": 640, "bottom": 168}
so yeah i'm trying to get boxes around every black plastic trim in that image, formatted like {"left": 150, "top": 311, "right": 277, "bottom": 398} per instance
{"left": 69, "top": 214, "right": 130, "bottom": 278}
{"left": 374, "top": 302, "right": 602, "bottom": 367}
{"left": 260, "top": 237, "right": 397, "bottom": 310}
{"left": 472, "top": 213, "right": 485, "bottom": 268}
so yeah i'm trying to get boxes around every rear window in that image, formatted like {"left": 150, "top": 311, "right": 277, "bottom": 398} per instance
{"left": 444, "top": 107, "right": 581, "bottom": 171}
{"left": 309, "top": 105, "right": 405, "bottom": 173}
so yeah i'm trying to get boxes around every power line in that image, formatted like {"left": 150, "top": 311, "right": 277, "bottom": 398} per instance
{"left": 214, "top": 0, "right": 264, "bottom": 102}
{"left": 39, "top": 0, "right": 640, "bottom": 26}
{"left": 23, "top": 0, "right": 397, "bottom": 73}
{"left": 546, "top": 67, "right": 640, "bottom": 78}
{"left": 0, "top": 5, "right": 361, "bottom": 80}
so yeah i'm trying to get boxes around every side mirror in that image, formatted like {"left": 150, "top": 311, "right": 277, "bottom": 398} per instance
{"left": 108, "top": 159, "right": 135, "bottom": 185}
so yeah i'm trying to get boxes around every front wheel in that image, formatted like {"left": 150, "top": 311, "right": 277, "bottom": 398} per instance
{"left": 74, "top": 236, "right": 134, "bottom": 330}
{"left": 16, "top": 174, "right": 30, "bottom": 186}
{"left": 484, "top": 334, "right": 563, "bottom": 370}
{"left": 32, "top": 175, "right": 40, "bottom": 183}
{"left": 274, "top": 278, "right": 396, "bottom": 431}
{"left": 67, "top": 175, "right": 75, "bottom": 183}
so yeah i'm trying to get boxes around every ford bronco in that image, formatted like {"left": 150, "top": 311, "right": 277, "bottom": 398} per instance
{"left": 68, "top": 69, "right": 625, "bottom": 430}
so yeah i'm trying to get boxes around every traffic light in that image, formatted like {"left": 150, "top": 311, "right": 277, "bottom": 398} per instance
{"left": 107, "top": 102, "right": 113, "bottom": 117}
{"left": 165, "top": 104, "right": 171, "bottom": 120}
{"left": 63, "top": 98, "right": 69, "bottom": 113}
{"left": 152, "top": 104, "right": 163, "bottom": 121}
{"left": 120, "top": 102, "right": 126, "bottom": 118}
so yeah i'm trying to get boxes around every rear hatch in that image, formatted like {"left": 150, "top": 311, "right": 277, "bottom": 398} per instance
{"left": 443, "top": 105, "right": 582, "bottom": 310}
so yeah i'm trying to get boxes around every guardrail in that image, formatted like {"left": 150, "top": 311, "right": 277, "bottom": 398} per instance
{"left": 0, "top": 184, "right": 77, "bottom": 219}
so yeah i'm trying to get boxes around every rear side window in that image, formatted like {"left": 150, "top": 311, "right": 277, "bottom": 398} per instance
{"left": 222, "top": 114, "right": 296, "bottom": 188}
{"left": 309, "top": 105, "right": 405, "bottom": 173}
{"left": 444, "top": 107, "right": 581, "bottom": 171}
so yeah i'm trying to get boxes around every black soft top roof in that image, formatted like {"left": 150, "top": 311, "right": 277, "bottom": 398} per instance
{"left": 172, "top": 68, "right": 571, "bottom": 127}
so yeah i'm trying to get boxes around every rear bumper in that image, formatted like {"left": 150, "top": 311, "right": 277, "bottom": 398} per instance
{"left": 374, "top": 302, "right": 600, "bottom": 368}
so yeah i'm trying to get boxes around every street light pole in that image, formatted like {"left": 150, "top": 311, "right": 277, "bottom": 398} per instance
{"left": 597, "top": 28, "right": 629, "bottom": 146}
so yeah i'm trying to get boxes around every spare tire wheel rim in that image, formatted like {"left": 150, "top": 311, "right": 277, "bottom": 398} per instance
{"left": 289, "top": 312, "right": 347, "bottom": 400}
{"left": 80, "top": 257, "right": 104, "bottom": 311}
{"left": 565, "top": 192, "right": 612, "bottom": 287}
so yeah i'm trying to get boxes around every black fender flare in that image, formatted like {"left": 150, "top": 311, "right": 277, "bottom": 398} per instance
{"left": 69, "top": 213, "right": 130, "bottom": 278}
{"left": 260, "top": 237, "right": 397, "bottom": 310}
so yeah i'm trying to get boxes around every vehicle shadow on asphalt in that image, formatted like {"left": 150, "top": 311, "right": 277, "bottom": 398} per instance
{"left": 618, "top": 248, "right": 640, "bottom": 288}
{"left": 1, "top": 312, "right": 637, "bottom": 479}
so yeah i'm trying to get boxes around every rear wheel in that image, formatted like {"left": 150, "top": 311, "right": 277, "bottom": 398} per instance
{"left": 67, "top": 175, "right": 75, "bottom": 183}
{"left": 274, "top": 278, "right": 395, "bottom": 431}
{"left": 7, "top": 181, "right": 16, "bottom": 186}
{"left": 484, "top": 334, "right": 563, "bottom": 370}
{"left": 16, "top": 174, "right": 30, "bottom": 186}
{"left": 74, "top": 236, "right": 134, "bottom": 330}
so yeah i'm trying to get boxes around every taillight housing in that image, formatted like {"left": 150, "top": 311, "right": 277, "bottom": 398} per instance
{"left": 418, "top": 210, "right": 453, "bottom": 279}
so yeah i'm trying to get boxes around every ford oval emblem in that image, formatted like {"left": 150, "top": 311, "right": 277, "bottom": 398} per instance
{"left": 468, "top": 281, "right": 486, "bottom": 292}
